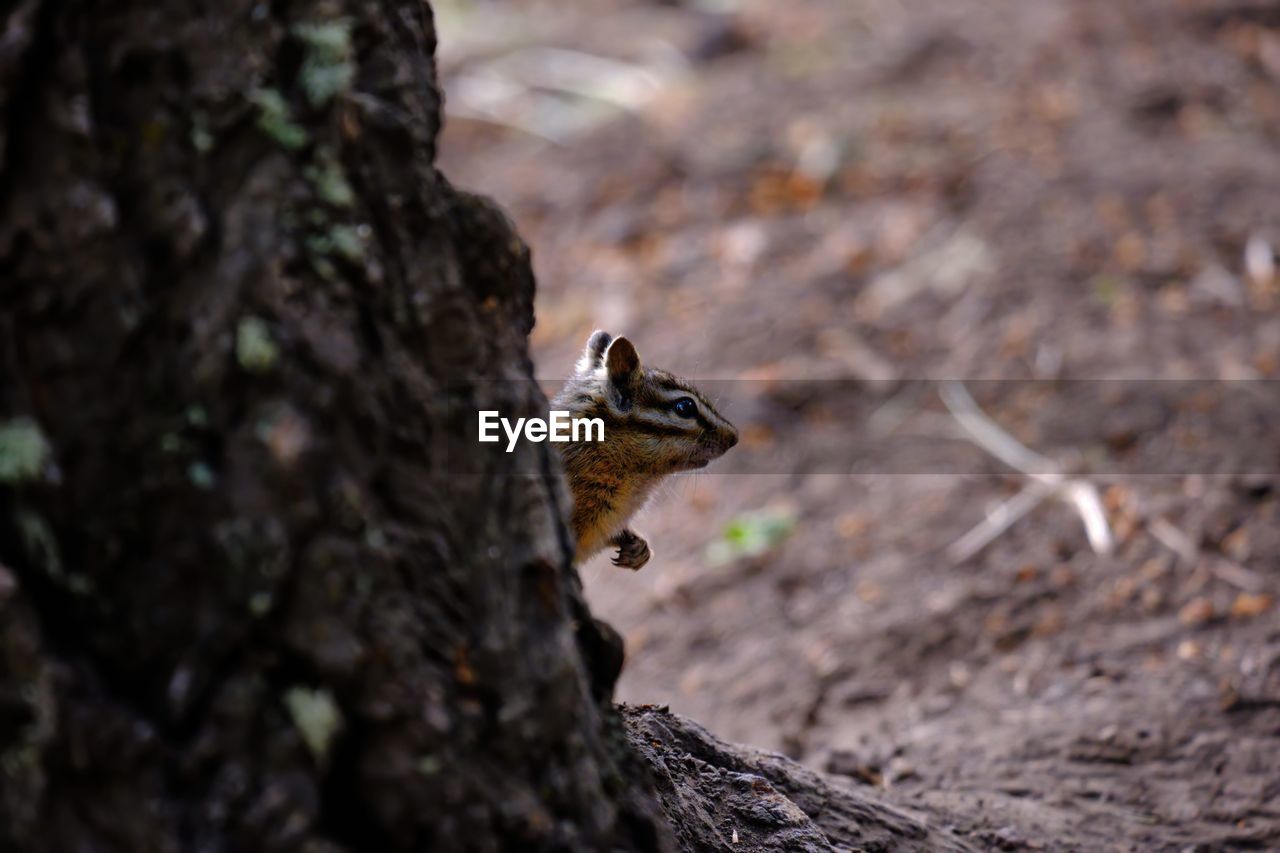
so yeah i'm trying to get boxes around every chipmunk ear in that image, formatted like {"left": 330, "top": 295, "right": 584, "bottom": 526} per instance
{"left": 605, "top": 336, "right": 641, "bottom": 388}
{"left": 575, "top": 329, "right": 612, "bottom": 375}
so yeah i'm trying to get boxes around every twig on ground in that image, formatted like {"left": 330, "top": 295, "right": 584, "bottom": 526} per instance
{"left": 1147, "top": 517, "right": 1265, "bottom": 592}
{"left": 1206, "top": 557, "right": 1267, "bottom": 593}
{"left": 491, "top": 48, "right": 676, "bottom": 110}
{"left": 946, "top": 480, "right": 1054, "bottom": 564}
{"left": 445, "top": 48, "right": 683, "bottom": 143}
{"left": 939, "top": 381, "right": 1114, "bottom": 563}
{"left": 1147, "top": 517, "right": 1198, "bottom": 565}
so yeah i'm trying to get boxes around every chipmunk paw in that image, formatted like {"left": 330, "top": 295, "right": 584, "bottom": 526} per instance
{"left": 611, "top": 529, "right": 651, "bottom": 571}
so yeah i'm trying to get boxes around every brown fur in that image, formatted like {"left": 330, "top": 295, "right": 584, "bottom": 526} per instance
{"left": 551, "top": 331, "right": 738, "bottom": 567}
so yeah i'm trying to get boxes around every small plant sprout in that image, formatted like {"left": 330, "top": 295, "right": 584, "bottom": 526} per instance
{"left": 707, "top": 506, "right": 797, "bottom": 566}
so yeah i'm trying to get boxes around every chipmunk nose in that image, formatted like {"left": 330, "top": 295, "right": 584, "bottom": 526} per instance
{"left": 725, "top": 427, "right": 739, "bottom": 449}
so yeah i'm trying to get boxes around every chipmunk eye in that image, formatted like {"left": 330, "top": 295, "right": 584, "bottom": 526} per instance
{"left": 672, "top": 397, "right": 697, "bottom": 418}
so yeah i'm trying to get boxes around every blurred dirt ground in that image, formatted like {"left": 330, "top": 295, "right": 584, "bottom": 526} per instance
{"left": 437, "top": 0, "right": 1280, "bottom": 848}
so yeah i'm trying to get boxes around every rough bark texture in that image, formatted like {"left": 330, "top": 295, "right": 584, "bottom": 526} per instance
{"left": 624, "top": 707, "right": 974, "bottom": 853}
{"left": 0, "top": 1, "right": 666, "bottom": 848}
{"left": 0, "top": 1, "right": 968, "bottom": 850}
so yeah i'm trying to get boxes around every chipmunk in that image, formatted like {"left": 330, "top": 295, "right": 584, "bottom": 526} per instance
{"left": 551, "top": 330, "right": 738, "bottom": 570}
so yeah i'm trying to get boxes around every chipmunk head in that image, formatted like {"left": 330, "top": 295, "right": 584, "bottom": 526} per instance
{"left": 567, "top": 330, "right": 738, "bottom": 473}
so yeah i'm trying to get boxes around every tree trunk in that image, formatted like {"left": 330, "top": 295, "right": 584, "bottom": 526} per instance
{"left": 0, "top": 1, "right": 666, "bottom": 848}
{"left": 0, "top": 2, "right": 968, "bottom": 850}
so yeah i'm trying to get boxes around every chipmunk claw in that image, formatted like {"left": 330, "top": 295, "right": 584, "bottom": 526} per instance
{"left": 611, "top": 529, "right": 651, "bottom": 571}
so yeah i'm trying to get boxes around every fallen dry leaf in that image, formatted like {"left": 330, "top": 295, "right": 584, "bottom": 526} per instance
{"left": 835, "top": 512, "right": 868, "bottom": 539}
{"left": 1221, "top": 526, "right": 1251, "bottom": 562}
{"left": 1229, "top": 592, "right": 1273, "bottom": 619}
{"left": 1178, "top": 597, "right": 1216, "bottom": 627}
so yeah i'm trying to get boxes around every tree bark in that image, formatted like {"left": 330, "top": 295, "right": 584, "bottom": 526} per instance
{"left": 0, "top": 2, "right": 969, "bottom": 850}
{"left": 0, "top": 1, "right": 667, "bottom": 848}
{"left": 624, "top": 706, "right": 973, "bottom": 853}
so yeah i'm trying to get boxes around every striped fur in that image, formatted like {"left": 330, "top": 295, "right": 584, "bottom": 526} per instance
{"left": 551, "top": 330, "right": 738, "bottom": 564}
